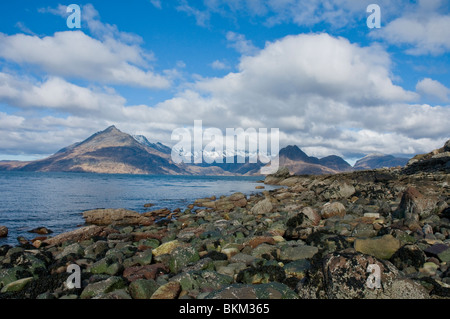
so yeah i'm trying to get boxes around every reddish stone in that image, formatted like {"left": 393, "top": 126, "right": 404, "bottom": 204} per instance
{"left": 123, "top": 263, "right": 169, "bottom": 282}
{"left": 246, "top": 236, "right": 276, "bottom": 249}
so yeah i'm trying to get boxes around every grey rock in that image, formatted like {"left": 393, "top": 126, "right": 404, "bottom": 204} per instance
{"left": 279, "top": 245, "right": 319, "bottom": 261}
{"left": 80, "top": 276, "right": 125, "bottom": 299}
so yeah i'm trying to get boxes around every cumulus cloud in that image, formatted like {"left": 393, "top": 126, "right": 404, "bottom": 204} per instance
{"left": 0, "top": 31, "right": 448, "bottom": 159}
{"left": 371, "top": 0, "right": 450, "bottom": 55}
{"left": 0, "top": 31, "right": 171, "bottom": 89}
{"left": 0, "top": 72, "right": 127, "bottom": 117}
{"left": 416, "top": 78, "right": 450, "bottom": 102}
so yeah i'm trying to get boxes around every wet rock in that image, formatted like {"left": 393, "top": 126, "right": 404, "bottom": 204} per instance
{"left": 246, "top": 236, "right": 276, "bottom": 249}
{"left": 43, "top": 225, "right": 106, "bottom": 246}
{"left": 150, "top": 281, "right": 181, "bottom": 299}
{"left": 56, "top": 243, "right": 84, "bottom": 260}
{"left": 83, "top": 208, "right": 153, "bottom": 226}
{"left": 237, "top": 264, "right": 286, "bottom": 284}
{"left": 84, "top": 241, "right": 109, "bottom": 260}
{"left": 0, "top": 277, "right": 33, "bottom": 293}
{"left": 202, "top": 251, "right": 228, "bottom": 261}
{"left": 172, "top": 270, "right": 233, "bottom": 294}
{"left": 279, "top": 245, "right": 319, "bottom": 261}
{"left": 89, "top": 256, "right": 123, "bottom": 276}
{"left": 169, "top": 246, "right": 200, "bottom": 273}
{"left": 420, "top": 262, "right": 439, "bottom": 276}
{"left": 206, "top": 282, "right": 298, "bottom": 299}
{"left": 152, "top": 240, "right": 183, "bottom": 257}
{"left": 389, "top": 244, "right": 426, "bottom": 270}
{"left": 28, "top": 227, "right": 53, "bottom": 235}
{"left": 0, "top": 226, "right": 9, "bottom": 238}
{"left": 424, "top": 244, "right": 450, "bottom": 263}
{"left": 321, "top": 202, "right": 346, "bottom": 219}
{"left": 298, "top": 252, "right": 428, "bottom": 299}
{"left": 0, "top": 267, "right": 29, "bottom": 289}
{"left": 251, "top": 243, "right": 278, "bottom": 260}
{"left": 354, "top": 235, "right": 401, "bottom": 260}
{"left": 351, "top": 223, "right": 377, "bottom": 238}
{"left": 129, "top": 279, "right": 159, "bottom": 299}
{"left": 80, "top": 276, "right": 125, "bottom": 299}
{"left": 123, "top": 249, "right": 153, "bottom": 268}
{"left": 230, "top": 253, "right": 256, "bottom": 266}
{"left": 123, "top": 263, "right": 169, "bottom": 282}
{"left": 283, "top": 259, "right": 311, "bottom": 279}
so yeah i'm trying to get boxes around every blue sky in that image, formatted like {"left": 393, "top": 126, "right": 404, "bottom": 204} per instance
{"left": 0, "top": 0, "right": 449, "bottom": 163}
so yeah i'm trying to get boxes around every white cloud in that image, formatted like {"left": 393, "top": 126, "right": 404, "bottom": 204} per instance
{"left": 226, "top": 32, "right": 259, "bottom": 56}
{"left": 210, "top": 60, "right": 229, "bottom": 70}
{"left": 188, "top": 0, "right": 410, "bottom": 28}
{"left": 370, "top": 0, "right": 450, "bottom": 55}
{"left": 0, "top": 72, "right": 127, "bottom": 117}
{"left": 0, "top": 31, "right": 171, "bottom": 89}
{"left": 150, "top": 0, "right": 162, "bottom": 9}
{"left": 416, "top": 78, "right": 450, "bottom": 102}
{"left": 0, "top": 31, "right": 448, "bottom": 160}
{"left": 176, "top": 0, "right": 211, "bottom": 27}
{"left": 374, "top": 14, "right": 450, "bottom": 55}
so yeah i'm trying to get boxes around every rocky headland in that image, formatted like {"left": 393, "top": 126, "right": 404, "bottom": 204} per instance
{"left": 0, "top": 140, "right": 449, "bottom": 299}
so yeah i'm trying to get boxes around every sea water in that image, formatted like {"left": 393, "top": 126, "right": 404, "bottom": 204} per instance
{"left": 0, "top": 172, "right": 277, "bottom": 246}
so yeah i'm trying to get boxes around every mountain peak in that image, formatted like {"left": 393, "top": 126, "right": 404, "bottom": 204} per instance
{"left": 103, "top": 125, "right": 121, "bottom": 133}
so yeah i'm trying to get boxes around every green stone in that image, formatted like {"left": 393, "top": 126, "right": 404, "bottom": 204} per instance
{"left": 80, "top": 276, "right": 125, "bottom": 299}
{"left": 0, "top": 277, "right": 33, "bottom": 293}
{"left": 129, "top": 279, "right": 159, "bottom": 299}
{"left": 169, "top": 246, "right": 200, "bottom": 273}
{"left": 438, "top": 248, "right": 450, "bottom": 263}
{"left": 89, "top": 257, "right": 123, "bottom": 276}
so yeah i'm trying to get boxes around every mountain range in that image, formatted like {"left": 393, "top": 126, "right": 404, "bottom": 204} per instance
{"left": 0, "top": 126, "right": 410, "bottom": 176}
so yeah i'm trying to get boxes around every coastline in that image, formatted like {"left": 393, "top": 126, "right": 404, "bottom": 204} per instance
{"left": 0, "top": 167, "right": 449, "bottom": 299}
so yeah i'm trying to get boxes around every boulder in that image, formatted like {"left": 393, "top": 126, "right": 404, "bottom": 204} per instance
{"left": 0, "top": 226, "right": 8, "bottom": 238}
{"left": 83, "top": 208, "right": 153, "bottom": 226}
{"left": 251, "top": 198, "right": 273, "bottom": 215}
{"left": 206, "top": 282, "right": 298, "bottom": 299}
{"left": 80, "top": 276, "right": 125, "bottom": 299}
{"left": 43, "top": 225, "right": 106, "bottom": 246}
{"left": 152, "top": 240, "right": 184, "bottom": 257}
{"left": 129, "top": 279, "right": 159, "bottom": 299}
{"left": 298, "top": 252, "right": 428, "bottom": 299}
{"left": 123, "top": 263, "right": 169, "bottom": 282}
{"left": 394, "top": 187, "right": 437, "bottom": 221}
{"left": 28, "top": 227, "right": 53, "bottom": 235}
{"left": 169, "top": 246, "right": 200, "bottom": 273}
{"left": 321, "top": 202, "right": 346, "bottom": 219}
{"left": 389, "top": 244, "right": 426, "bottom": 270}
{"left": 150, "top": 281, "right": 181, "bottom": 299}
{"left": 279, "top": 245, "right": 319, "bottom": 261}
{"left": 354, "top": 235, "right": 401, "bottom": 260}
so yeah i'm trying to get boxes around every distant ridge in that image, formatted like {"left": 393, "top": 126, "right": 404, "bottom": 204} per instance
{"left": 0, "top": 126, "right": 418, "bottom": 176}
{"left": 354, "top": 153, "right": 409, "bottom": 170}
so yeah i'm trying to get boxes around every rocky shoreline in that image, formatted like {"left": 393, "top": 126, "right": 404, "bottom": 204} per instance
{"left": 1, "top": 142, "right": 449, "bottom": 299}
